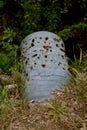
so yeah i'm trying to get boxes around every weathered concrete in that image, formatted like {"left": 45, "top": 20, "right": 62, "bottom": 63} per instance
{"left": 20, "top": 31, "right": 70, "bottom": 102}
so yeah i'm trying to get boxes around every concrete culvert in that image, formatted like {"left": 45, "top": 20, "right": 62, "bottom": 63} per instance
{"left": 20, "top": 31, "right": 70, "bottom": 103}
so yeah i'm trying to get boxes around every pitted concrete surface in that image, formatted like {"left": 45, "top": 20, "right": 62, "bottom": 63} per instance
{"left": 20, "top": 31, "right": 70, "bottom": 102}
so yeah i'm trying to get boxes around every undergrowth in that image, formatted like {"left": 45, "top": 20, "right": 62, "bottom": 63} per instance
{"left": 0, "top": 53, "right": 87, "bottom": 130}
{"left": 46, "top": 53, "right": 87, "bottom": 130}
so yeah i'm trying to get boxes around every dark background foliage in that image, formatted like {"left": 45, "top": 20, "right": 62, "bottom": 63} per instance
{"left": 0, "top": 0, "right": 87, "bottom": 71}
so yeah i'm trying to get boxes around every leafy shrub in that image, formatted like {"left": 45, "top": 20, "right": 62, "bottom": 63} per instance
{"left": 58, "top": 22, "right": 87, "bottom": 41}
{"left": 0, "top": 28, "right": 20, "bottom": 72}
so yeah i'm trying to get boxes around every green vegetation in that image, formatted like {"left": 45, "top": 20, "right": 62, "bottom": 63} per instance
{"left": 45, "top": 53, "right": 87, "bottom": 130}
{"left": 0, "top": 53, "right": 87, "bottom": 130}
{"left": 0, "top": 0, "right": 87, "bottom": 129}
{"left": 0, "top": 0, "right": 87, "bottom": 72}
{"left": 0, "top": 28, "right": 19, "bottom": 72}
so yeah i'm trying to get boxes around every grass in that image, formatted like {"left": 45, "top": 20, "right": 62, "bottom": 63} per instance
{"left": 46, "top": 77, "right": 87, "bottom": 130}
{"left": 46, "top": 53, "right": 87, "bottom": 130}
{"left": 0, "top": 53, "right": 87, "bottom": 130}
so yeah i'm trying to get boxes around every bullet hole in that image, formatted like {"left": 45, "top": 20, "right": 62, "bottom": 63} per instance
{"left": 45, "top": 37, "right": 49, "bottom": 40}
{"left": 43, "top": 46, "right": 47, "bottom": 49}
{"left": 37, "top": 56, "right": 40, "bottom": 59}
{"left": 44, "top": 55, "right": 47, "bottom": 58}
{"left": 62, "top": 67, "right": 65, "bottom": 70}
{"left": 34, "top": 62, "right": 37, "bottom": 65}
{"left": 41, "top": 64, "right": 46, "bottom": 68}
{"left": 53, "top": 38, "right": 60, "bottom": 42}
{"left": 56, "top": 44, "right": 59, "bottom": 47}
{"left": 50, "top": 50, "right": 52, "bottom": 52}
{"left": 32, "top": 54, "right": 37, "bottom": 57}
{"left": 40, "top": 49, "right": 43, "bottom": 52}
{"left": 25, "top": 60, "right": 28, "bottom": 64}
{"left": 58, "top": 62, "right": 62, "bottom": 66}
{"left": 33, "top": 50, "right": 37, "bottom": 52}
{"left": 51, "top": 59, "right": 53, "bottom": 62}
{"left": 68, "top": 67, "right": 71, "bottom": 72}
{"left": 64, "top": 64, "right": 66, "bottom": 67}
{"left": 31, "top": 43, "right": 35, "bottom": 47}
{"left": 60, "top": 48, "right": 65, "bottom": 53}
{"left": 39, "top": 37, "right": 42, "bottom": 39}
{"left": 32, "top": 39, "right": 35, "bottom": 42}
{"left": 44, "top": 41, "right": 46, "bottom": 44}
{"left": 30, "top": 66, "right": 33, "bottom": 70}
{"left": 22, "top": 47, "right": 26, "bottom": 50}
{"left": 43, "top": 45, "right": 52, "bottom": 50}
{"left": 26, "top": 73, "right": 28, "bottom": 77}
{"left": 23, "top": 40, "right": 27, "bottom": 45}
{"left": 24, "top": 56, "right": 26, "bottom": 60}
{"left": 37, "top": 41, "right": 40, "bottom": 43}
{"left": 29, "top": 46, "right": 31, "bottom": 49}
{"left": 61, "top": 43, "right": 64, "bottom": 48}
{"left": 61, "top": 55, "right": 64, "bottom": 59}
